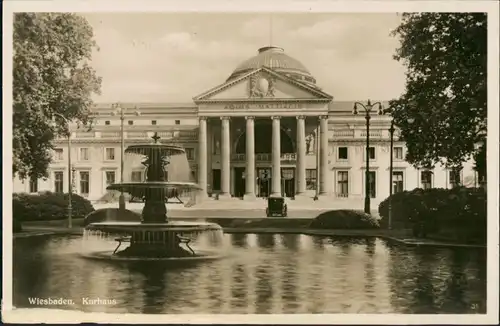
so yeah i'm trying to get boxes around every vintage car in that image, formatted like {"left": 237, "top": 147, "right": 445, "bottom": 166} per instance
{"left": 265, "top": 196, "right": 288, "bottom": 217}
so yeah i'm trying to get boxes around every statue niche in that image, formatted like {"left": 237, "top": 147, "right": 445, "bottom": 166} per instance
{"left": 305, "top": 132, "right": 315, "bottom": 154}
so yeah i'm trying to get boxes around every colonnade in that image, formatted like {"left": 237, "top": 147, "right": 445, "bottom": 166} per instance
{"left": 198, "top": 115, "right": 330, "bottom": 199}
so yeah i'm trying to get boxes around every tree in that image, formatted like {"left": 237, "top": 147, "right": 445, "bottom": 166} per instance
{"left": 389, "top": 13, "right": 486, "bottom": 171}
{"left": 13, "top": 13, "right": 102, "bottom": 180}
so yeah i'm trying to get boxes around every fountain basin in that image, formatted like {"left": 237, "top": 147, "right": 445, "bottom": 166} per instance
{"left": 85, "top": 221, "right": 224, "bottom": 259}
{"left": 125, "top": 144, "right": 185, "bottom": 156}
{"left": 80, "top": 250, "right": 224, "bottom": 263}
{"left": 106, "top": 181, "right": 202, "bottom": 192}
{"left": 86, "top": 221, "right": 221, "bottom": 233}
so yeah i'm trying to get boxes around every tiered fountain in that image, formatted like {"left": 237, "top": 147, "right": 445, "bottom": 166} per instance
{"left": 84, "top": 133, "right": 223, "bottom": 261}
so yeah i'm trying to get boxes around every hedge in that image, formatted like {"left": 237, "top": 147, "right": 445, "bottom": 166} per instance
{"left": 309, "top": 210, "right": 380, "bottom": 229}
{"left": 378, "top": 187, "right": 486, "bottom": 244}
{"left": 13, "top": 191, "right": 95, "bottom": 222}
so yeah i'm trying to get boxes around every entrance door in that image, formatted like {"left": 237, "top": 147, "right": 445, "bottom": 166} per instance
{"left": 257, "top": 168, "right": 271, "bottom": 198}
{"left": 282, "top": 168, "right": 295, "bottom": 198}
{"left": 234, "top": 167, "right": 245, "bottom": 198}
{"left": 212, "top": 169, "right": 221, "bottom": 192}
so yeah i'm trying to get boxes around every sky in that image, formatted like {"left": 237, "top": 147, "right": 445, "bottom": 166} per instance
{"left": 84, "top": 12, "right": 407, "bottom": 103}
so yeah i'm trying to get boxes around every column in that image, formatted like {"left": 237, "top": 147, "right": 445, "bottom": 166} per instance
{"left": 220, "top": 116, "right": 231, "bottom": 198}
{"left": 296, "top": 115, "right": 307, "bottom": 196}
{"left": 271, "top": 116, "right": 282, "bottom": 197}
{"left": 244, "top": 116, "right": 256, "bottom": 199}
{"left": 198, "top": 117, "right": 208, "bottom": 199}
{"left": 319, "top": 115, "right": 329, "bottom": 195}
{"left": 206, "top": 120, "right": 213, "bottom": 195}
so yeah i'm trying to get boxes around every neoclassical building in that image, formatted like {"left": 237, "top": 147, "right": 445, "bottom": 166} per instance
{"left": 13, "top": 46, "right": 478, "bottom": 204}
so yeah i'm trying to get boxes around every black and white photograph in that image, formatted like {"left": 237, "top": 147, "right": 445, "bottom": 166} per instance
{"left": 2, "top": 0, "right": 499, "bottom": 324}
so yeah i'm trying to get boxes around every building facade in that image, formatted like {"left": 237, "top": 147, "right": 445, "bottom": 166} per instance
{"left": 13, "top": 46, "right": 478, "bottom": 203}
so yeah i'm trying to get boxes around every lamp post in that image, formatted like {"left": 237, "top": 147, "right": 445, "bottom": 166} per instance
{"left": 388, "top": 119, "right": 395, "bottom": 229}
{"left": 241, "top": 172, "right": 245, "bottom": 198}
{"left": 53, "top": 113, "right": 73, "bottom": 229}
{"left": 71, "top": 165, "right": 76, "bottom": 193}
{"left": 314, "top": 127, "right": 320, "bottom": 201}
{"left": 380, "top": 105, "right": 415, "bottom": 229}
{"left": 112, "top": 103, "right": 126, "bottom": 210}
{"left": 353, "top": 100, "right": 384, "bottom": 214}
{"left": 112, "top": 104, "right": 141, "bottom": 210}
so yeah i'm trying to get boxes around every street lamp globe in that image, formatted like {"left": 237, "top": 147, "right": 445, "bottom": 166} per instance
{"left": 377, "top": 105, "right": 385, "bottom": 115}
{"left": 352, "top": 104, "right": 358, "bottom": 115}
{"left": 407, "top": 117, "right": 415, "bottom": 124}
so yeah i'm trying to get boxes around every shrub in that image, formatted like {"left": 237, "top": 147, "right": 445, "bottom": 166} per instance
{"left": 13, "top": 218, "right": 23, "bottom": 233}
{"left": 13, "top": 191, "right": 95, "bottom": 222}
{"left": 226, "top": 218, "right": 311, "bottom": 229}
{"left": 308, "top": 210, "right": 380, "bottom": 229}
{"left": 378, "top": 187, "right": 486, "bottom": 244}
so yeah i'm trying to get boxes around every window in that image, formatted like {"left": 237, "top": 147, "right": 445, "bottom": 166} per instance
{"left": 151, "top": 120, "right": 157, "bottom": 125}
{"left": 54, "top": 148, "right": 64, "bottom": 161}
{"left": 306, "top": 169, "right": 317, "bottom": 190}
{"left": 368, "top": 147, "right": 376, "bottom": 160}
{"left": 54, "top": 171, "right": 64, "bottom": 193}
{"left": 79, "top": 148, "right": 89, "bottom": 161}
{"left": 105, "top": 148, "right": 116, "bottom": 161}
{"left": 394, "top": 147, "right": 404, "bottom": 160}
{"left": 450, "top": 169, "right": 462, "bottom": 188}
{"left": 29, "top": 177, "right": 38, "bottom": 193}
{"left": 105, "top": 120, "right": 110, "bottom": 125}
{"left": 421, "top": 171, "right": 433, "bottom": 189}
{"left": 393, "top": 171, "right": 404, "bottom": 194}
{"left": 175, "top": 120, "right": 180, "bottom": 125}
{"left": 185, "top": 148, "right": 195, "bottom": 160}
{"left": 365, "top": 171, "right": 376, "bottom": 198}
{"left": 191, "top": 170, "right": 197, "bottom": 182}
{"left": 128, "top": 120, "right": 134, "bottom": 125}
{"left": 338, "top": 147, "right": 348, "bottom": 160}
{"left": 131, "top": 171, "right": 143, "bottom": 182}
{"left": 79, "top": 171, "right": 90, "bottom": 195}
{"left": 105, "top": 171, "right": 116, "bottom": 185}
{"left": 337, "top": 171, "right": 349, "bottom": 197}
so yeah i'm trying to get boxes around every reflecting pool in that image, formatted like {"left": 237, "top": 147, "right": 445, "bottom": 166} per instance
{"left": 13, "top": 234, "right": 486, "bottom": 314}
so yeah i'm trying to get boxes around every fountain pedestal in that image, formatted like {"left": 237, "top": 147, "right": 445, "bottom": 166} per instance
{"left": 117, "top": 230, "right": 193, "bottom": 258}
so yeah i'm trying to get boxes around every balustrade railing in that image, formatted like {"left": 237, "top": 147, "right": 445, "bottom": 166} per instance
{"left": 101, "top": 132, "right": 119, "bottom": 138}
{"left": 231, "top": 153, "right": 296, "bottom": 162}
{"left": 333, "top": 130, "right": 355, "bottom": 137}
{"left": 127, "top": 132, "right": 148, "bottom": 138}
{"left": 360, "top": 130, "right": 383, "bottom": 137}
{"left": 75, "top": 132, "right": 94, "bottom": 138}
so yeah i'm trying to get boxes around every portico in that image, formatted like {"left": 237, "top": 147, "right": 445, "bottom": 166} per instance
{"left": 193, "top": 52, "right": 333, "bottom": 199}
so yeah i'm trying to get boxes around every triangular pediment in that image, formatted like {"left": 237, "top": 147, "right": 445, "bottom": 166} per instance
{"left": 193, "top": 67, "right": 332, "bottom": 102}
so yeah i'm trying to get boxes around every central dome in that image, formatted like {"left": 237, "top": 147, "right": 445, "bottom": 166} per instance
{"left": 227, "top": 46, "right": 317, "bottom": 86}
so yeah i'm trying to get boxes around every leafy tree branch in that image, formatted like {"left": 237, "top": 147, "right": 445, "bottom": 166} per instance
{"left": 389, "top": 13, "right": 486, "bottom": 174}
{"left": 13, "top": 13, "right": 102, "bottom": 180}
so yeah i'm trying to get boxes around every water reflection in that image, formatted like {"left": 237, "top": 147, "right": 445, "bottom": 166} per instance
{"left": 13, "top": 234, "right": 486, "bottom": 314}
{"left": 129, "top": 264, "right": 169, "bottom": 314}
{"left": 256, "top": 234, "right": 275, "bottom": 249}
{"left": 230, "top": 233, "right": 247, "bottom": 248}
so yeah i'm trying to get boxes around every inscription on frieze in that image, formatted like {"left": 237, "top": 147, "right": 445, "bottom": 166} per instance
{"left": 223, "top": 103, "right": 302, "bottom": 111}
